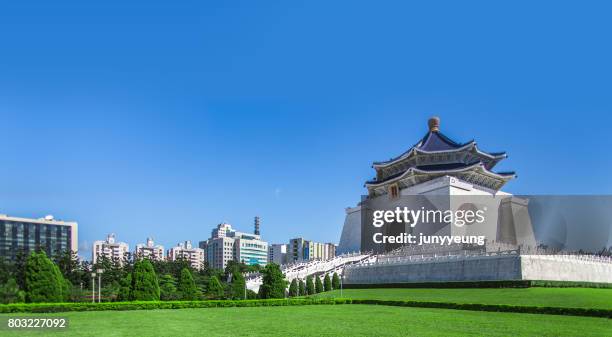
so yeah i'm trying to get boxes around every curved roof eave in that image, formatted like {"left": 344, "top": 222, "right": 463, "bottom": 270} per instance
{"left": 365, "top": 163, "right": 515, "bottom": 187}
{"left": 372, "top": 142, "right": 506, "bottom": 168}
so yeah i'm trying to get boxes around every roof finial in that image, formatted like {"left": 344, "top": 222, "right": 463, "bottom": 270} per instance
{"left": 428, "top": 116, "right": 440, "bottom": 132}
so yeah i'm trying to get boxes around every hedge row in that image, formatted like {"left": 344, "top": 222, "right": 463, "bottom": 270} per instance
{"left": 528, "top": 280, "right": 612, "bottom": 289}
{"left": 344, "top": 280, "right": 612, "bottom": 289}
{"left": 0, "top": 298, "right": 349, "bottom": 314}
{"left": 350, "top": 299, "right": 612, "bottom": 318}
{"left": 344, "top": 280, "right": 532, "bottom": 289}
{"left": 1, "top": 298, "right": 609, "bottom": 318}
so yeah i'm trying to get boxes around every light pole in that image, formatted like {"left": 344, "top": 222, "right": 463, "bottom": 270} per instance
{"left": 91, "top": 272, "right": 96, "bottom": 303}
{"left": 97, "top": 269, "right": 104, "bottom": 303}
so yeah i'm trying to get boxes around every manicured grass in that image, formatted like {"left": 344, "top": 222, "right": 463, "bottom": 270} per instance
{"left": 312, "top": 287, "right": 612, "bottom": 309}
{"left": 1, "top": 305, "right": 611, "bottom": 337}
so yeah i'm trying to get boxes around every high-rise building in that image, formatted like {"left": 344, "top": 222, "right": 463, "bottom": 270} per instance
{"left": 0, "top": 214, "right": 78, "bottom": 261}
{"left": 200, "top": 222, "right": 268, "bottom": 270}
{"left": 93, "top": 233, "right": 129, "bottom": 265}
{"left": 135, "top": 237, "right": 164, "bottom": 260}
{"left": 167, "top": 240, "right": 205, "bottom": 270}
{"left": 268, "top": 244, "right": 288, "bottom": 265}
{"left": 289, "top": 237, "right": 336, "bottom": 262}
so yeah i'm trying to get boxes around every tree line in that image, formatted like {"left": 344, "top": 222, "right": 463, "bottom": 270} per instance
{"left": 0, "top": 249, "right": 287, "bottom": 303}
{"left": 0, "top": 249, "right": 342, "bottom": 304}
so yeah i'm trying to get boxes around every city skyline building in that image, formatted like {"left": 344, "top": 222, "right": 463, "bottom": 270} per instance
{"left": 200, "top": 221, "right": 268, "bottom": 269}
{"left": 289, "top": 237, "right": 336, "bottom": 262}
{"left": 0, "top": 214, "right": 78, "bottom": 261}
{"left": 268, "top": 243, "right": 288, "bottom": 265}
{"left": 135, "top": 237, "right": 164, "bottom": 261}
{"left": 167, "top": 240, "right": 205, "bottom": 270}
{"left": 92, "top": 233, "right": 129, "bottom": 265}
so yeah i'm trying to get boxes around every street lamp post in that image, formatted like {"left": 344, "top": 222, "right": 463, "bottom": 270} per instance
{"left": 91, "top": 272, "right": 96, "bottom": 303}
{"left": 97, "top": 269, "right": 104, "bottom": 303}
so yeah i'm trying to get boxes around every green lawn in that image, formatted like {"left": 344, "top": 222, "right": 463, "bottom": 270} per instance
{"left": 1, "top": 305, "right": 611, "bottom": 337}
{"left": 312, "top": 287, "right": 612, "bottom": 309}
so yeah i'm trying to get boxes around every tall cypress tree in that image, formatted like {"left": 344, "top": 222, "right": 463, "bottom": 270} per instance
{"left": 130, "top": 259, "right": 160, "bottom": 301}
{"left": 323, "top": 273, "right": 332, "bottom": 292}
{"left": 315, "top": 276, "right": 323, "bottom": 293}
{"left": 159, "top": 274, "right": 178, "bottom": 301}
{"left": 288, "top": 279, "right": 298, "bottom": 297}
{"left": 25, "top": 251, "right": 63, "bottom": 303}
{"left": 177, "top": 268, "right": 199, "bottom": 300}
{"left": 306, "top": 276, "right": 315, "bottom": 295}
{"left": 298, "top": 279, "right": 305, "bottom": 296}
{"left": 332, "top": 272, "right": 340, "bottom": 290}
{"left": 229, "top": 268, "right": 246, "bottom": 300}
{"left": 207, "top": 275, "right": 224, "bottom": 299}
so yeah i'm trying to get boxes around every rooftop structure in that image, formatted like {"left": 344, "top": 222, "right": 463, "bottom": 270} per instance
{"left": 366, "top": 117, "right": 515, "bottom": 196}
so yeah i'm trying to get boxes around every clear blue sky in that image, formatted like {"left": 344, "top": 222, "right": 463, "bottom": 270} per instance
{"left": 0, "top": 1, "right": 610, "bottom": 259}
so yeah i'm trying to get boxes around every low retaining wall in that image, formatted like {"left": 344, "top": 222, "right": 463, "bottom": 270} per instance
{"left": 344, "top": 254, "right": 612, "bottom": 284}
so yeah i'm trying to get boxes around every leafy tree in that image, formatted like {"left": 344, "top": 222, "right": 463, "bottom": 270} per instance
{"left": 246, "top": 289, "right": 258, "bottom": 299}
{"left": 101, "top": 281, "right": 121, "bottom": 302}
{"left": 25, "top": 251, "right": 63, "bottom": 303}
{"left": 332, "top": 273, "right": 340, "bottom": 290}
{"left": 298, "top": 279, "right": 305, "bottom": 296}
{"left": 258, "top": 263, "right": 287, "bottom": 299}
{"left": 323, "top": 273, "right": 332, "bottom": 292}
{"left": 53, "top": 263, "right": 71, "bottom": 301}
{"left": 14, "top": 250, "right": 28, "bottom": 290}
{"left": 54, "top": 250, "right": 82, "bottom": 286}
{"left": 159, "top": 274, "right": 178, "bottom": 301}
{"left": 0, "top": 278, "right": 25, "bottom": 304}
{"left": 306, "top": 276, "right": 315, "bottom": 295}
{"left": 315, "top": 276, "right": 323, "bottom": 293}
{"left": 206, "top": 275, "right": 224, "bottom": 299}
{"left": 130, "top": 259, "right": 160, "bottom": 301}
{"left": 0, "top": 257, "right": 11, "bottom": 284}
{"left": 117, "top": 274, "right": 132, "bottom": 301}
{"left": 288, "top": 279, "right": 298, "bottom": 297}
{"left": 177, "top": 268, "right": 199, "bottom": 300}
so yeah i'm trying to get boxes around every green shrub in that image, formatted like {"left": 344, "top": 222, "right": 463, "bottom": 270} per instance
{"left": 0, "top": 298, "right": 350, "bottom": 314}
{"left": 0, "top": 278, "right": 25, "bottom": 304}
{"left": 1, "top": 298, "right": 609, "bottom": 318}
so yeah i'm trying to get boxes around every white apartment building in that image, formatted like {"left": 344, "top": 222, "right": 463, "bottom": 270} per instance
{"left": 92, "top": 233, "right": 129, "bottom": 265}
{"left": 167, "top": 240, "right": 205, "bottom": 270}
{"left": 135, "top": 237, "right": 164, "bottom": 260}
